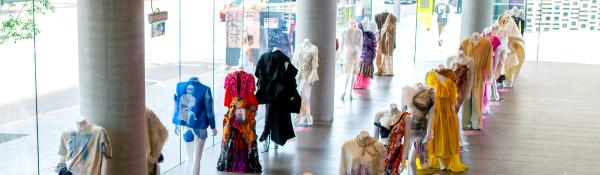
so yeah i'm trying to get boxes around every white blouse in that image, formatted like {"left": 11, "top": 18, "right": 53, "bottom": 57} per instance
{"left": 339, "top": 136, "right": 385, "bottom": 175}
{"left": 293, "top": 41, "right": 319, "bottom": 84}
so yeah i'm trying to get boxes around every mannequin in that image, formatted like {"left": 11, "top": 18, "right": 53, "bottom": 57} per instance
{"left": 292, "top": 39, "right": 319, "bottom": 126}
{"left": 460, "top": 33, "right": 493, "bottom": 130}
{"left": 447, "top": 51, "right": 474, "bottom": 146}
{"left": 426, "top": 69, "right": 468, "bottom": 172}
{"left": 391, "top": 84, "right": 435, "bottom": 175}
{"left": 339, "top": 23, "right": 363, "bottom": 100}
{"left": 217, "top": 71, "right": 262, "bottom": 173}
{"left": 485, "top": 23, "right": 508, "bottom": 100}
{"left": 373, "top": 103, "right": 402, "bottom": 143}
{"left": 481, "top": 30, "right": 502, "bottom": 114}
{"left": 57, "top": 116, "right": 111, "bottom": 175}
{"left": 354, "top": 22, "right": 378, "bottom": 89}
{"left": 173, "top": 77, "right": 217, "bottom": 175}
{"left": 497, "top": 13, "right": 525, "bottom": 88}
{"left": 375, "top": 14, "right": 397, "bottom": 76}
{"left": 339, "top": 131, "right": 386, "bottom": 175}
{"left": 255, "top": 49, "right": 300, "bottom": 149}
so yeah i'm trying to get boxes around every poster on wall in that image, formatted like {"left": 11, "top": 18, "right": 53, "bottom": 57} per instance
{"left": 148, "top": 11, "right": 168, "bottom": 38}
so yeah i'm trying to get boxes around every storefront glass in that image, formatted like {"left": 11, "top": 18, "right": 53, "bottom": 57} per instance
{"left": 1, "top": 0, "right": 599, "bottom": 174}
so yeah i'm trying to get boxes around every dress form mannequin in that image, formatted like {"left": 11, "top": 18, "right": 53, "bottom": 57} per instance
{"left": 373, "top": 103, "right": 402, "bottom": 143}
{"left": 340, "top": 23, "right": 363, "bottom": 100}
{"left": 447, "top": 51, "right": 474, "bottom": 146}
{"left": 57, "top": 116, "right": 111, "bottom": 175}
{"left": 398, "top": 84, "right": 435, "bottom": 175}
{"left": 292, "top": 39, "right": 319, "bottom": 126}
{"left": 339, "top": 131, "right": 386, "bottom": 175}
{"left": 172, "top": 77, "right": 218, "bottom": 175}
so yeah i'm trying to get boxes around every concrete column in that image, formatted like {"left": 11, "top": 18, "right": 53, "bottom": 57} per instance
{"left": 78, "top": 0, "right": 147, "bottom": 174}
{"left": 296, "top": 0, "right": 336, "bottom": 122}
{"left": 460, "top": 0, "right": 494, "bottom": 41}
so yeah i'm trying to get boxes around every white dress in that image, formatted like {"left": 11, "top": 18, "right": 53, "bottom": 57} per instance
{"left": 339, "top": 136, "right": 386, "bottom": 175}
{"left": 340, "top": 27, "right": 364, "bottom": 74}
{"left": 292, "top": 41, "right": 319, "bottom": 125}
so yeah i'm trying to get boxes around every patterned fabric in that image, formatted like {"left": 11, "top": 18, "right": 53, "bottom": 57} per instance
{"left": 354, "top": 23, "right": 377, "bottom": 89}
{"left": 384, "top": 112, "right": 409, "bottom": 175}
{"left": 218, "top": 72, "right": 262, "bottom": 173}
{"left": 58, "top": 123, "right": 112, "bottom": 175}
{"left": 172, "top": 77, "right": 216, "bottom": 130}
{"left": 224, "top": 71, "right": 256, "bottom": 100}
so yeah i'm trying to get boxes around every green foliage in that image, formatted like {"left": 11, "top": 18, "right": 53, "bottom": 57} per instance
{"left": 0, "top": 0, "right": 55, "bottom": 45}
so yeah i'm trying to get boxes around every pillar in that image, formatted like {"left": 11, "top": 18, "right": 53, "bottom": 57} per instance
{"left": 460, "top": 0, "right": 494, "bottom": 41}
{"left": 78, "top": 0, "right": 147, "bottom": 174}
{"left": 296, "top": 0, "right": 336, "bottom": 122}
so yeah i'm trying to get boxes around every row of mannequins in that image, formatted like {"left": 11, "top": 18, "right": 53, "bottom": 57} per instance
{"left": 340, "top": 11, "right": 397, "bottom": 100}
{"left": 448, "top": 10, "right": 525, "bottom": 130}
{"left": 56, "top": 108, "right": 169, "bottom": 175}
{"left": 339, "top": 10, "right": 526, "bottom": 175}
{"left": 172, "top": 40, "right": 318, "bottom": 174}
{"left": 341, "top": 76, "right": 468, "bottom": 175}
{"left": 55, "top": 40, "right": 319, "bottom": 175}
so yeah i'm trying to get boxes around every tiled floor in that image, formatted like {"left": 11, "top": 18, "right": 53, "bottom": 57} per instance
{"left": 162, "top": 61, "right": 600, "bottom": 175}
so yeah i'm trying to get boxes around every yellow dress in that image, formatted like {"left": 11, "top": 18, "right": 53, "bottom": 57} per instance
{"left": 425, "top": 70, "right": 467, "bottom": 172}
{"left": 459, "top": 37, "right": 493, "bottom": 128}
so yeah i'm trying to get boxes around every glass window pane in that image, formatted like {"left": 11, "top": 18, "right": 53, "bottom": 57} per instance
{"left": 0, "top": 0, "right": 39, "bottom": 174}
{"left": 144, "top": 0, "right": 182, "bottom": 173}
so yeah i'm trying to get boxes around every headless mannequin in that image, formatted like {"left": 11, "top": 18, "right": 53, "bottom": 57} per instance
{"left": 373, "top": 103, "right": 402, "bottom": 143}
{"left": 262, "top": 47, "right": 289, "bottom": 151}
{"left": 175, "top": 125, "right": 217, "bottom": 175}
{"left": 57, "top": 116, "right": 108, "bottom": 175}
{"left": 402, "top": 83, "right": 435, "bottom": 175}
{"left": 425, "top": 70, "right": 453, "bottom": 171}
{"left": 296, "top": 39, "right": 317, "bottom": 126}
{"left": 358, "top": 131, "right": 370, "bottom": 143}
{"left": 448, "top": 51, "right": 473, "bottom": 146}
{"left": 341, "top": 23, "right": 361, "bottom": 100}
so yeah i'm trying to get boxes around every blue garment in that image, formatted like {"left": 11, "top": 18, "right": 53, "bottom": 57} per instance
{"left": 172, "top": 77, "right": 216, "bottom": 130}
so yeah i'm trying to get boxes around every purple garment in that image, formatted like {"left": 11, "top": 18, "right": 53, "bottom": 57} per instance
{"left": 358, "top": 24, "right": 377, "bottom": 61}
{"left": 356, "top": 23, "right": 377, "bottom": 81}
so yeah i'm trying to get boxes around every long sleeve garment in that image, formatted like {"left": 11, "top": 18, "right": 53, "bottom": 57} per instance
{"left": 459, "top": 37, "right": 493, "bottom": 129}
{"left": 483, "top": 35, "right": 502, "bottom": 113}
{"left": 145, "top": 108, "right": 169, "bottom": 175}
{"left": 218, "top": 71, "right": 262, "bottom": 173}
{"left": 497, "top": 13, "right": 525, "bottom": 87}
{"left": 448, "top": 55, "right": 475, "bottom": 138}
{"left": 376, "top": 14, "right": 397, "bottom": 75}
{"left": 292, "top": 42, "right": 319, "bottom": 123}
{"left": 172, "top": 77, "right": 216, "bottom": 130}
{"left": 374, "top": 12, "right": 390, "bottom": 39}
{"left": 255, "top": 50, "right": 300, "bottom": 146}
{"left": 339, "top": 136, "right": 386, "bottom": 175}
{"left": 340, "top": 27, "right": 364, "bottom": 74}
